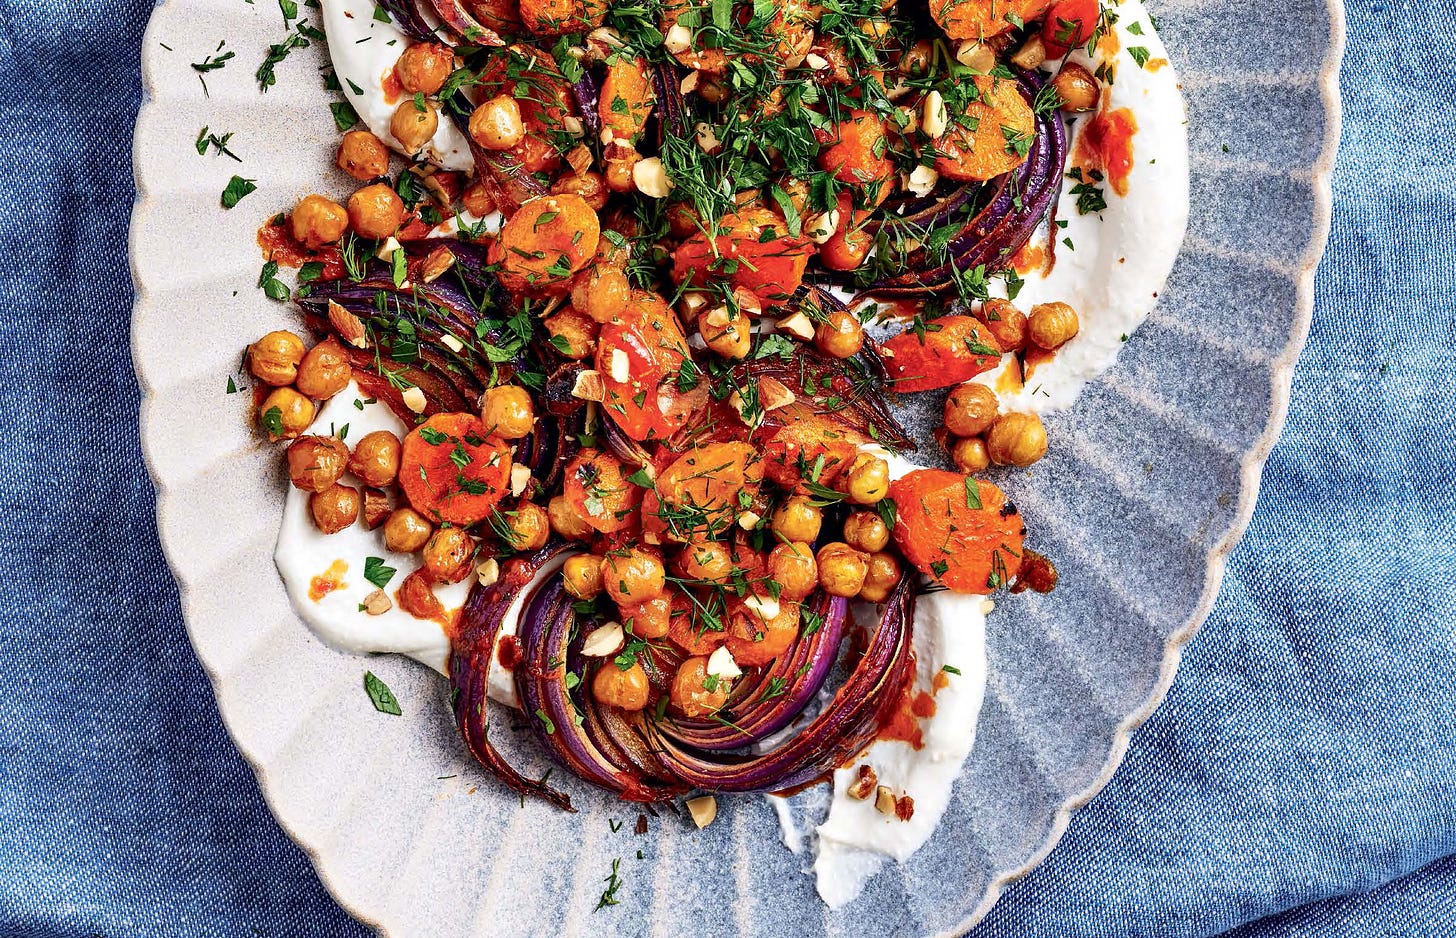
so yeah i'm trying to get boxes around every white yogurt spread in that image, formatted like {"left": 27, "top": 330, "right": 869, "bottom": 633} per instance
{"left": 985, "top": 1, "right": 1189, "bottom": 413}
{"left": 319, "top": 0, "right": 474, "bottom": 171}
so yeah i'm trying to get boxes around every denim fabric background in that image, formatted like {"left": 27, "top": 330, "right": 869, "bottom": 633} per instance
{"left": 0, "top": 0, "right": 1449, "bottom": 934}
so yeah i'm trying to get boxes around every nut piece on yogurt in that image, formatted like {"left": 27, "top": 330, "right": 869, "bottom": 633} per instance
{"left": 847, "top": 764, "right": 879, "bottom": 800}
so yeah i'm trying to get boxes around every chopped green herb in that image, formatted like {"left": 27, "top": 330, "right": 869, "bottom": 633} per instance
{"left": 364, "top": 671, "right": 402, "bottom": 715}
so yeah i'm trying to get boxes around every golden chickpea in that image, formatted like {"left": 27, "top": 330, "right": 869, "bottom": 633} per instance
{"left": 563, "top": 554, "right": 605, "bottom": 599}
{"left": 670, "top": 656, "right": 729, "bottom": 717}
{"left": 620, "top": 593, "right": 672, "bottom": 639}
{"left": 295, "top": 337, "right": 351, "bottom": 400}
{"left": 468, "top": 95, "right": 525, "bottom": 151}
{"left": 479, "top": 385, "right": 535, "bottom": 440}
{"left": 814, "top": 309, "right": 865, "bottom": 359}
{"left": 248, "top": 330, "right": 306, "bottom": 386}
{"left": 593, "top": 660, "right": 651, "bottom": 711}
{"left": 552, "top": 170, "right": 608, "bottom": 211}
{"left": 1028, "top": 302, "right": 1080, "bottom": 351}
{"left": 980, "top": 298, "right": 1028, "bottom": 352}
{"left": 675, "top": 539, "right": 733, "bottom": 583}
{"left": 395, "top": 42, "right": 453, "bottom": 95}
{"left": 1052, "top": 63, "right": 1099, "bottom": 113}
{"left": 897, "top": 38, "right": 934, "bottom": 75}
{"left": 422, "top": 526, "right": 474, "bottom": 583}
{"left": 347, "top": 183, "right": 406, "bottom": 240}
{"left": 309, "top": 483, "right": 360, "bottom": 534}
{"left": 603, "top": 156, "right": 635, "bottom": 193}
{"left": 845, "top": 453, "right": 890, "bottom": 505}
{"left": 951, "top": 435, "right": 991, "bottom": 474}
{"left": 503, "top": 502, "right": 549, "bottom": 552}
{"left": 549, "top": 495, "right": 593, "bottom": 540}
{"left": 768, "top": 542, "right": 818, "bottom": 601}
{"left": 383, "top": 508, "right": 433, "bottom": 553}
{"left": 543, "top": 308, "right": 598, "bottom": 360}
{"left": 346, "top": 430, "right": 401, "bottom": 487}
{"left": 816, "top": 542, "right": 868, "bottom": 598}
{"left": 570, "top": 266, "right": 630, "bottom": 324}
{"left": 944, "top": 383, "right": 1000, "bottom": 438}
{"left": 698, "top": 307, "right": 752, "bottom": 360}
{"left": 335, "top": 130, "right": 390, "bottom": 181}
{"left": 462, "top": 181, "right": 496, "bottom": 218}
{"left": 391, "top": 98, "right": 439, "bottom": 155}
{"left": 290, "top": 194, "right": 348, "bottom": 249}
{"left": 842, "top": 511, "right": 890, "bottom": 553}
{"left": 604, "top": 549, "right": 665, "bottom": 605}
{"left": 259, "top": 387, "right": 315, "bottom": 440}
{"left": 771, "top": 496, "right": 823, "bottom": 544}
{"left": 860, "top": 551, "right": 902, "bottom": 603}
{"left": 986, "top": 412, "right": 1048, "bottom": 467}
{"left": 286, "top": 435, "right": 349, "bottom": 492}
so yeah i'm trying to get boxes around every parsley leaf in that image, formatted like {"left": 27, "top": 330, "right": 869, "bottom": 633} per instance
{"left": 364, "top": 671, "right": 402, "bottom": 715}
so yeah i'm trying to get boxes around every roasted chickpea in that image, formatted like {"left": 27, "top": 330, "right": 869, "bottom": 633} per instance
{"left": 468, "top": 95, "right": 525, "bottom": 151}
{"left": 503, "top": 502, "right": 549, "bottom": 552}
{"left": 295, "top": 337, "right": 351, "bottom": 400}
{"left": 570, "top": 266, "right": 630, "bottom": 324}
{"left": 563, "top": 553, "right": 605, "bottom": 599}
{"left": 1028, "top": 302, "right": 1080, "bottom": 351}
{"left": 603, "top": 155, "right": 635, "bottom": 193}
{"left": 699, "top": 307, "right": 752, "bottom": 360}
{"left": 944, "top": 383, "right": 1000, "bottom": 437}
{"left": 395, "top": 41, "right": 453, "bottom": 95}
{"left": 480, "top": 385, "right": 535, "bottom": 440}
{"left": 347, "top": 183, "right": 406, "bottom": 240}
{"left": 846, "top": 453, "right": 890, "bottom": 505}
{"left": 347, "top": 430, "right": 401, "bottom": 487}
{"left": 898, "top": 38, "right": 934, "bottom": 75}
{"left": 335, "top": 130, "right": 390, "bottom": 180}
{"left": 248, "top": 330, "right": 306, "bottom": 386}
{"left": 980, "top": 298, "right": 1028, "bottom": 352}
{"left": 462, "top": 181, "right": 496, "bottom": 218}
{"left": 771, "top": 496, "right": 823, "bottom": 543}
{"left": 552, "top": 170, "right": 608, "bottom": 211}
{"left": 670, "top": 656, "right": 729, "bottom": 717}
{"left": 290, "top": 194, "right": 348, "bottom": 249}
{"left": 604, "top": 549, "right": 666, "bottom": 604}
{"left": 951, "top": 435, "right": 991, "bottom": 474}
{"left": 593, "top": 660, "right": 652, "bottom": 711}
{"left": 390, "top": 98, "right": 439, "bottom": 155}
{"left": 620, "top": 593, "right": 672, "bottom": 639}
{"left": 814, "top": 309, "right": 865, "bottom": 359}
{"left": 842, "top": 511, "right": 890, "bottom": 553}
{"left": 986, "top": 412, "right": 1048, "bottom": 467}
{"left": 767, "top": 542, "right": 818, "bottom": 601}
{"left": 859, "top": 551, "right": 902, "bottom": 603}
{"left": 549, "top": 494, "right": 594, "bottom": 540}
{"left": 259, "top": 387, "right": 315, "bottom": 440}
{"left": 422, "top": 526, "right": 474, "bottom": 583}
{"left": 286, "top": 435, "right": 349, "bottom": 492}
{"left": 1052, "top": 63, "right": 1099, "bottom": 113}
{"left": 675, "top": 539, "right": 733, "bottom": 583}
{"left": 543, "top": 308, "right": 598, "bottom": 359}
{"left": 816, "top": 542, "right": 868, "bottom": 597}
{"left": 383, "top": 508, "right": 433, "bottom": 553}
{"left": 309, "top": 483, "right": 360, "bottom": 534}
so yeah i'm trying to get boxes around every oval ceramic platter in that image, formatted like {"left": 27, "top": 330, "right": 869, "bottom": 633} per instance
{"left": 130, "top": 0, "right": 1342, "bottom": 932}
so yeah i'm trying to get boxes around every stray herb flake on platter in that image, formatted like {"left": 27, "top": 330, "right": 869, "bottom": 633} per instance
{"left": 363, "top": 556, "right": 397, "bottom": 589}
{"left": 364, "top": 671, "right": 402, "bottom": 715}
{"left": 221, "top": 175, "right": 258, "bottom": 209}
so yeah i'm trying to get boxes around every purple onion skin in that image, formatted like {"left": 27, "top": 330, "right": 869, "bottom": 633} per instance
{"left": 374, "top": 0, "right": 437, "bottom": 41}
{"left": 425, "top": 0, "right": 504, "bottom": 45}
{"left": 451, "top": 543, "right": 579, "bottom": 811}
{"left": 639, "top": 577, "right": 918, "bottom": 793}
{"left": 571, "top": 73, "right": 602, "bottom": 137}
{"left": 868, "top": 69, "right": 1069, "bottom": 296}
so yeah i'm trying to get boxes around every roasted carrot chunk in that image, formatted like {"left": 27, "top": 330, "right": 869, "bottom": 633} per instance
{"left": 399, "top": 413, "right": 512, "bottom": 526}
{"left": 888, "top": 469, "right": 1024, "bottom": 594}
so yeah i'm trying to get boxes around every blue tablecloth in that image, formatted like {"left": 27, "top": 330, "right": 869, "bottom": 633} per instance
{"left": 3, "top": 0, "right": 1452, "bottom": 935}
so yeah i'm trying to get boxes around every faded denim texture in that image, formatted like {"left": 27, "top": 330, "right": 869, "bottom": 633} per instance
{"left": 2, "top": 0, "right": 1452, "bottom": 935}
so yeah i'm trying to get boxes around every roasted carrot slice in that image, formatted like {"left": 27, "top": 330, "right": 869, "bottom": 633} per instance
{"left": 888, "top": 469, "right": 1024, "bottom": 594}
{"left": 881, "top": 315, "right": 1003, "bottom": 392}
{"left": 399, "top": 412, "right": 512, "bottom": 526}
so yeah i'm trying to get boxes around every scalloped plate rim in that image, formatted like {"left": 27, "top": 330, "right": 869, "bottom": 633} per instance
{"left": 127, "top": 2, "right": 1346, "bottom": 932}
